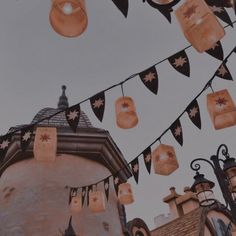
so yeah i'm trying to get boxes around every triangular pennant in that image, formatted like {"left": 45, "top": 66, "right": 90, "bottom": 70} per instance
{"left": 186, "top": 100, "right": 201, "bottom": 129}
{"left": 87, "top": 185, "right": 93, "bottom": 206}
{"left": 205, "top": 41, "right": 224, "bottom": 61}
{"left": 157, "top": 7, "right": 172, "bottom": 23}
{"left": 143, "top": 146, "right": 152, "bottom": 174}
{"left": 111, "top": 0, "right": 129, "bottom": 17}
{"left": 168, "top": 50, "right": 190, "bottom": 77}
{"left": 81, "top": 187, "right": 87, "bottom": 206}
{"left": 139, "top": 66, "right": 159, "bottom": 95}
{"left": 104, "top": 177, "right": 110, "bottom": 201}
{"left": 69, "top": 187, "right": 78, "bottom": 205}
{"left": 113, "top": 175, "right": 121, "bottom": 196}
{"left": 21, "top": 125, "right": 34, "bottom": 152}
{"left": 90, "top": 92, "right": 105, "bottom": 122}
{"left": 65, "top": 104, "right": 81, "bottom": 133}
{"left": 216, "top": 63, "right": 233, "bottom": 80}
{"left": 234, "top": 47, "right": 236, "bottom": 53}
{"left": 65, "top": 216, "right": 76, "bottom": 236}
{"left": 170, "top": 119, "right": 183, "bottom": 146}
{"left": 0, "top": 134, "right": 12, "bottom": 161}
{"left": 130, "top": 158, "right": 139, "bottom": 184}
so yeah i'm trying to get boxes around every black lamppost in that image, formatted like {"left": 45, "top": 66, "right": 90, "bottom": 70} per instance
{"left": 190, "top": 144, "right": 236, "bottom": 223}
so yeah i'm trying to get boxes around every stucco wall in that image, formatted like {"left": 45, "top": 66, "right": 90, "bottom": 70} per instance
{"left": 0, "top": 154, "right": 124, "bottom": 236}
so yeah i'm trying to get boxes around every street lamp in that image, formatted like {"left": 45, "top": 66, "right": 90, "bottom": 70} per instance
{"left": 190, "top": 144, "right": 236, "bottom": 222}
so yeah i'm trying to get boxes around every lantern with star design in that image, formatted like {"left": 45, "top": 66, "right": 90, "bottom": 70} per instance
{"left": 89, "top": 191, "right": 106, "bottom": 213}
{"left": 70, "top": 195, "right": 82, "bottom": 212}
{"left": 207, "top": 89, "right": 236, "bottom": 130}
{"left": 152, "top": 144, "right": 179, "bottom": 176}
{"left": 118, "top": 183, "right": 134, "bottom": 205}
{"left": 33, "top": 127, "right": 57, "bottom": 162}
{"left": 175, "top": 0, "right": 225, "bottom": 53}
{"left": 115, "top": 96, "right": 139, "bottom": 129}
{"left": 49, "top": 0, "right": 88, "bottom": 37}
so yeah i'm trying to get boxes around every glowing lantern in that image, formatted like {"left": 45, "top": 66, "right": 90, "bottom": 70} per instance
{"left": 33, "top": 127, "right": 57, "bottom": 162}
{"left": 152, "top": 144, "right": 179, "bottom": 176}
{"left": 118, "top": 183, "right": 134, "bottom": 205}
{"left": 49, "top": 0, "right": 88, "bottom": 37}
{"left": 89, "top": 191, "right": 106, "bottom": 213}
{"left": 223, "top": 157, "right": 236, "bottom": 193}
{"left": 70, "top": 195, "right": 82, "bottom": 212}
{"left": 207, "top": 89, "right": 236, "bottom": 130}
{"left": 115, "top": 96, "right": 139, "bottom": 129}
{"left": 175, "top": 0, "right": 225, "bottom": 52}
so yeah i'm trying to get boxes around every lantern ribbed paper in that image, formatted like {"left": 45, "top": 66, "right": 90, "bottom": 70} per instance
{"left": 33, "top": 127, "right": 57, "bottom": 162}
{"left": 89, "top": 191, "right": 106, "bottom": 213}
{"left": 118, "top": 183, "right": 134, "bottom": 205}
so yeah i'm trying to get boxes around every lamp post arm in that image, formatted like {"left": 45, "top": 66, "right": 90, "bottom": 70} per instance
{"left": 190, "top": 158, "right": 215, "bottom": 172}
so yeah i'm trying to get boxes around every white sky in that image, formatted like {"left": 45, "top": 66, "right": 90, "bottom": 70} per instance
{"left": 0, "top": 0, "right": 236, "bottom": 230}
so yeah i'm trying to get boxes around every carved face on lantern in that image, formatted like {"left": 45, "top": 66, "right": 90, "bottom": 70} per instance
{"left": 118, "top": 183, "right": 134, "bottom": 205}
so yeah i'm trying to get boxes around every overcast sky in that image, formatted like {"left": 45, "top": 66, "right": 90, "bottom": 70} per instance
{"left": 0, "top": 0, "right": 236, "bottom": 229}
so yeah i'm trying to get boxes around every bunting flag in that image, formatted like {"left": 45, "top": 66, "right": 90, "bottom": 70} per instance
{"left": 65, "top": 104, "right": 81, "bottom": 133}
{"left": 205, "top": 41, "right": 224, "bottom": 61}
{"left": 170, "top": 119, "right": 183, "bottom": 146}
{"left": 168, "top": 50, "right": 190, "bottom": 77}
{"left": 113, "top": 175, "right": 121, "bottom": 196}
{"left": 104, "top": 177, "right": 110, "bottom": 201}
{"left": 111, "top": 0, "right": 129, "bottom": 17}
{"left": 0, "top": 134, "right": 12, "bottom": 161}
{"left": 82, "top": 187, "right": 87, "bottom": 206}
{"left": 216, "top": 63, "right": 233, "bottom": 80}
{"left": 90, "top": 92, "right": 105, "bottom": 122}
{"left": 143, "top": 147, "right": 152, "bottom": 174}
{"left": 21, "top": 125, "right": 34, "bottom": 152}
{"left": 234, "top": 47, "right": 236, "bottom": 53}
{"left": 87, "top": 185, "right": 93, "bottom": 206}
{"left": 186, "top": 100, "right": 201, "bottom": 129}
{"left": 157, "top": 7, "right": 172, "bottom": 23}
{"left": 69, "top": 188, "right": 78, "bottom": 205}
{"left": 130, "top": 158, "right": 139, "bottom": 184}
{"left": 139, "top": 66, "right": 159, "bottom": 95}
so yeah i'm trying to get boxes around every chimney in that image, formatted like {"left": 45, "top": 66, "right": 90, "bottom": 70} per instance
{"left": 176, "top": 186, "right": 199, "bottom": 214}
{"left": 163, "top": 187, "right": 183, "bottom": 220}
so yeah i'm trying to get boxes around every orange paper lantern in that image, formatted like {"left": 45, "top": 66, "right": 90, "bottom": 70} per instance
{"left": 207, "top": 89, "right": 236, "bottom": 130}
{"left": 115, "top": 96, "right": 139, "bottom": 129}
{"left": 49, "top": 0, "right": 88, "bottom": 37}
{"left": 152, "top": 144, "right": 179, "bottom": 176}
{"left": 118, "top": 183, "right": 134, "bottom": 205}
{"left": 33, "top": 127, "right": 57, "bottom": 162}
{"left": 70, "top": 195, "right": 82, "bottom": 212}
{"left": 175, "top": 0, "right": 225, "bottom": 52}
{"left": 89, "top": 191, "right": 106, "bottom": 213}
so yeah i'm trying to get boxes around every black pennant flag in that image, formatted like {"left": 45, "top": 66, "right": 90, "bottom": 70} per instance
{"left": 216, "top": 63, "right": 233, "bottom": 80}
{"left": 205, "top": 41, "right": 224, "bottom": 61}
{"left": 104, "top": 177, "right": 110, "bottom": 201}
{"left": 186, "top": 100, "right": 201, "bottom": 130}
{"left": 143, "top": 147, "right": 152, "bottom": 174}
{"left": 170, "top": 119, "right": 183, "bottom": 146}
{"left": 82, "top": 187, "right": 87, "bottom": 206}
{"left": 139, "top": 66, "right": 159, "bottom": 95}
{"left": 87, "top": 185, "right": 93, "bottom": 206}
{"left": 130, "top": 157, "right": 139, "bottom": 184}
{"left": 69, "top": 188, "right": 78, "bottom": 205}
{"left": 65, "top": 104, "right": 81, "bottom": 133}
{"left": 90, "top": 92, "right": 105, "bottom": 122}
{"left": 111, "top": 0, "right": 129, "bottom": 17}
{"left": 113, "top": 175, "right": 121, "bottom": 196}
{"left": 21, "top": 125, "right": 34, "bottom": 152}
{"left": 168, "top": 50, "right": 190, "bottom": 77}
{"left": 0, "top": 134, "right": 12, "bottom": 161}
{"left": 234, "top": 47, "right": 236, "bottom": 53}
{"left": 157, "top": 7, "right": 172, "bottom": 23}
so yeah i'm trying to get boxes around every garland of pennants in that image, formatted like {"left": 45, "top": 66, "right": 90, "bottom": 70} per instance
{"left": 0, "top": 20, "right": 235, "bottom": 168}
{"left": 66, "top": 46, "right": 236, "bottom": 206}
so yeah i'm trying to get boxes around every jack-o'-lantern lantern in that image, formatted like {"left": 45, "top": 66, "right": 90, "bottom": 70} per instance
{"left": 89, "top": 191, "right": 106, "bottom": 213}
{"left": 118, "top": 183, "right": 134, "bottom": 205}
{"left": 207, "top": 89, "right": 236, "bottom": 130}
{"left": 70, "top": 195, "right": 82, "bottom": 212}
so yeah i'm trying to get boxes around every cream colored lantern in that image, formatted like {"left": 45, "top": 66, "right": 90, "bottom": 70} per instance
{"left": 33, "top": 127, "right": 57, "bottom": 162}
{"left": 175, "top": 0, "right": 225, "bottom": 52}
{"left": 152, "top": 144, "right": 179, "bottom": 176}
{"left": 207, "top": 89, "right": 236, "bottom": 130}
{"left": 49, "top": 0, "right": 88, "bottom": 37}
{"left": 118, "top": 183, "right": 134, "bottom": 205}
{"left": 89, "top": 191, "right": 106, "bottom": 213}
{"left": 70, "top": 195, "right": 82, "bottom": 212}
{"left": 115, "top": 96, "right": 139, "bottom": 129}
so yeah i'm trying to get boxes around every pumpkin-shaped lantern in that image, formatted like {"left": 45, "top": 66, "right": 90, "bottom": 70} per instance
{"left": 89, "top": 191, "right": 106, "bottom": 213}
{"left": 152, "top": 144, "right": 179, "bottom": 176}
{"left": 207, "top": 89, "right": 236, "bottom": 130}
{"left": 70, "top": 195, "right": 82, "bottom": 212}
{"left": 115, "top": 96, "right": 139, "bottom": 129}
{"left": 175, "top": 0, "right": 225, "bottom": 52}
{"left": 33, "top": 127, "right": 57, "bottom": 162}
{"left": 49, "top": 0, "right": 88, "bottom": 37}
{"left": 118, "top": 183, "right": 134, "bottom": 205}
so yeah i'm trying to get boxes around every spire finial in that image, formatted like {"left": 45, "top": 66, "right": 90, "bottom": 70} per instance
{"left": 58, "top": 85, "right": 69, "bottom": 109}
